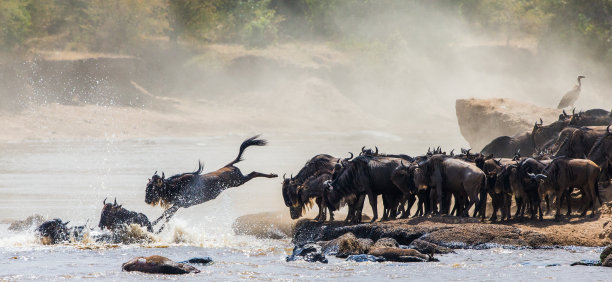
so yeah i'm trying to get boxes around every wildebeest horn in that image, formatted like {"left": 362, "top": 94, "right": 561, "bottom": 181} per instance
{"left": 572, "top": 108, "right": 575, "bottom": 115}
{"left": 361, "top": 146, "right": 366, "bottom": 153}
{"left": 346, "top": 152, "right": 354, "bottom": 160}
{"left": 161, "top": 172, "right": 165, "bottom": 179}
{"left": 535, "top": 174, "right": 547, "bottom": 182}
{"left": 103, "top": 197, "right": 107, "bottom": 205}
{"left": 283, "top": 173, "right": 286, "bottom": 179}
{"left": 114, "top": 198, "right": 117, "bottom": 205}
{"left": 154, "top": 171, "right": 157, "bottom": 175}
{"left": 375, "top": 146, "right": 378, "bottom": 154}
{"left": 607, "top": 125, "right": 611, "bottom": 134}
{"left": 290, "top": 174, "right": 293, "bottom": 179}
{"left": 563, "top": 109, "right": 567, "bottom": 117}
{"left": 400, "top": 160, "right": 406, "bottom": 168}
{"left": 64, "top": 221, "right": 70, "bottom": 226}
{"left": 539, "top": 118, "right": 543, "bottom": 125}
{"left": 450, "top": 149, "right": 454, "bottom": 156}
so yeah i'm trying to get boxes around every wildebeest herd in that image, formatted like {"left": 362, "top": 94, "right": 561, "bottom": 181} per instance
{"left": 26, "top": 109, "right": 612, "bottom": 244}
{"left": 283, "top": 109, "right": 612, "bottom": 223}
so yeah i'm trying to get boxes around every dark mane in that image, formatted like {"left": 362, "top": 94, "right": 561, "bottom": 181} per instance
{"left": 294, "top": 154, "right": 335, "bottom": 183}
{"left": 330, "top": 156, "right": 370, "bottom": 198}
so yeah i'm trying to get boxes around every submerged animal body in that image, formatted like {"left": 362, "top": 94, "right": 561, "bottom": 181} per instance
{"left": 122, "top": 255, "right": 200, "bottom": 274}
{"left": 145, "top": 135, "right": 277, "bottom": 233}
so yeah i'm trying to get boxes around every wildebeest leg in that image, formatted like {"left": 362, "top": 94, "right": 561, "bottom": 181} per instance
{"left": 545, "top": 195, "right": 551, "bottom": 215}
{"left": 504, "top": 194, "right": 512, "bottom": 221}
{"left": 564, "top": 188, "right": 572, "bottom": 216}
{"left": 155, "top": 206, "right": 180, "bottom": 234}
{"left": 315, "top": 198, "right": 323, "bottom": 222}
{"left": 353, "top": 194, "right": 366, "bottom": 224}
{"left": 489, "top": 193, "right": 499, "bottom": 222}
{"left": 246, "top": 172, "right": 278, "bottom": 180}
{"left": 554, "top": 188, "right": 564, "bottom": 221}
{"left": 403, "top": 194, "right": 416, "bottom": 219}
{"left": 328, "top": 209, "right": 335, "bottom": 221}
{"left": 514, "top": 196, "right": 522, "bottom": 219}
{"left": 368, "top": 193, "right": 378, "bottom": 222}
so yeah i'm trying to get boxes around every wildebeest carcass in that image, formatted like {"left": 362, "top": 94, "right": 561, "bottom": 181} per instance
{"left": 282, "top": 154, "right": 341, "bottom": 220}
{"left": 98, "top": 198, "right": 153, "bottom": 232}
{"left": 416, "top": 155, "right": 487, "bottom": 218}
{"left": 534, "top": 158, "right": 601, "bottom": 220}
{"left": 146, "top": 135, "right": 277, "bottom": 233}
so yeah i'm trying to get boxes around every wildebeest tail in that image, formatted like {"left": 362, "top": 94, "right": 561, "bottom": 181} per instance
{"left": 226, "top": 135, "right": 267, "bottom": 166}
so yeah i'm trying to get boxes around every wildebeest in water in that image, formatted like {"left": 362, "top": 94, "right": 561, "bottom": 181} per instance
{"left": 98, "top": 198, "right": 153, "bottom": 232}
{"left": 146, "top": 135, "right": 278, "bottom": 233}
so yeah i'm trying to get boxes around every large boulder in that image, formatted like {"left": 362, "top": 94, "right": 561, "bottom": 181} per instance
{"left": 334, "top": 232, "right": 373, "bottom": 258}
{"left": 122, "top": 255, "right": 200, "bottom": 274}
{"left": 9, "top": 214, "right": 45, "bottom": 232}
{"left": 372, "top": 237, "right": 399, "bottom": 249}
{"left": 601, "top": 245, "right": 612, "bottom": 263}
{"left": 456, "top": 98, "right": 559, "bottom": 150}
{"left": 232, "top": 212, "right": 293, "bottom": 239}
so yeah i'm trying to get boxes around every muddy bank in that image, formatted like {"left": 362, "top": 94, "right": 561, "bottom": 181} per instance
{"left": 290, "top": 212, "right": 611, "bottom": 249}
{"left": 456, "top": 98, "right": 560, "bottom": 150}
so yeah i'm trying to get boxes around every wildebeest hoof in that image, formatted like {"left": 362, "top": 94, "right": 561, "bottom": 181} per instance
{"left": 122, "top": 255, "right": 200, "bottom": 274}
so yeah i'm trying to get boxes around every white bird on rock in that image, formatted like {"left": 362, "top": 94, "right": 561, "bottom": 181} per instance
{"left": 557, "top": 75, "right": 585, "bottom": 109}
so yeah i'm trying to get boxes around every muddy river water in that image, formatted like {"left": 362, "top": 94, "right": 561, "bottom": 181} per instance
{"left": 0, "top": 134, "right": 609, "bottom": 280}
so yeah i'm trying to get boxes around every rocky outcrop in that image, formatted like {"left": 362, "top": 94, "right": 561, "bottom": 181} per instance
{"left": 232, "top": 212, "right": 294, "bottom": 239}
{"left": 293, "top": 216, "right": 556, "bottom": 250}
{"left": 456, "top": 98, "right": 559, "bottom": 150}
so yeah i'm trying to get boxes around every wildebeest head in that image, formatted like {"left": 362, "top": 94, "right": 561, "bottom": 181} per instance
{"left": 98, "top": 197, "right": 123, "bottom": 230}
{"left": 495, "top": 165, "right": 516, "bottom": 194}
{"left": 145, "top": 171, "right": 165, "bottom": 207}
{"left": 99, "top": 198, "right": 153, "bottom": 232}
{"left": 391, "top": 161, "right": 419, "bottom": 195}
{"left": 36, "top": 219, "right": 70, "bottom": 245}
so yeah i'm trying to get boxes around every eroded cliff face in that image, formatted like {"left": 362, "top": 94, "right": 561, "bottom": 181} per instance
{"left": 456, "top": 98, "right": 560, "bottom": 151}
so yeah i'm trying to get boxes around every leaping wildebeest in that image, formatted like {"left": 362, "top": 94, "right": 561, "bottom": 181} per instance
{"left": 145, "top": 135, "right": 278, "bottom": 233}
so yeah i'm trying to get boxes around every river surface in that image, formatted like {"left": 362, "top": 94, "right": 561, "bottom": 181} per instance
{"left": 0, "top": 134, "right": 609, "bottom": 280}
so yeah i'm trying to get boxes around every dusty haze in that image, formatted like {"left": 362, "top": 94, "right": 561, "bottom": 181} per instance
{"left": 1, "top": 1, "right": 612, "bottom": 220}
